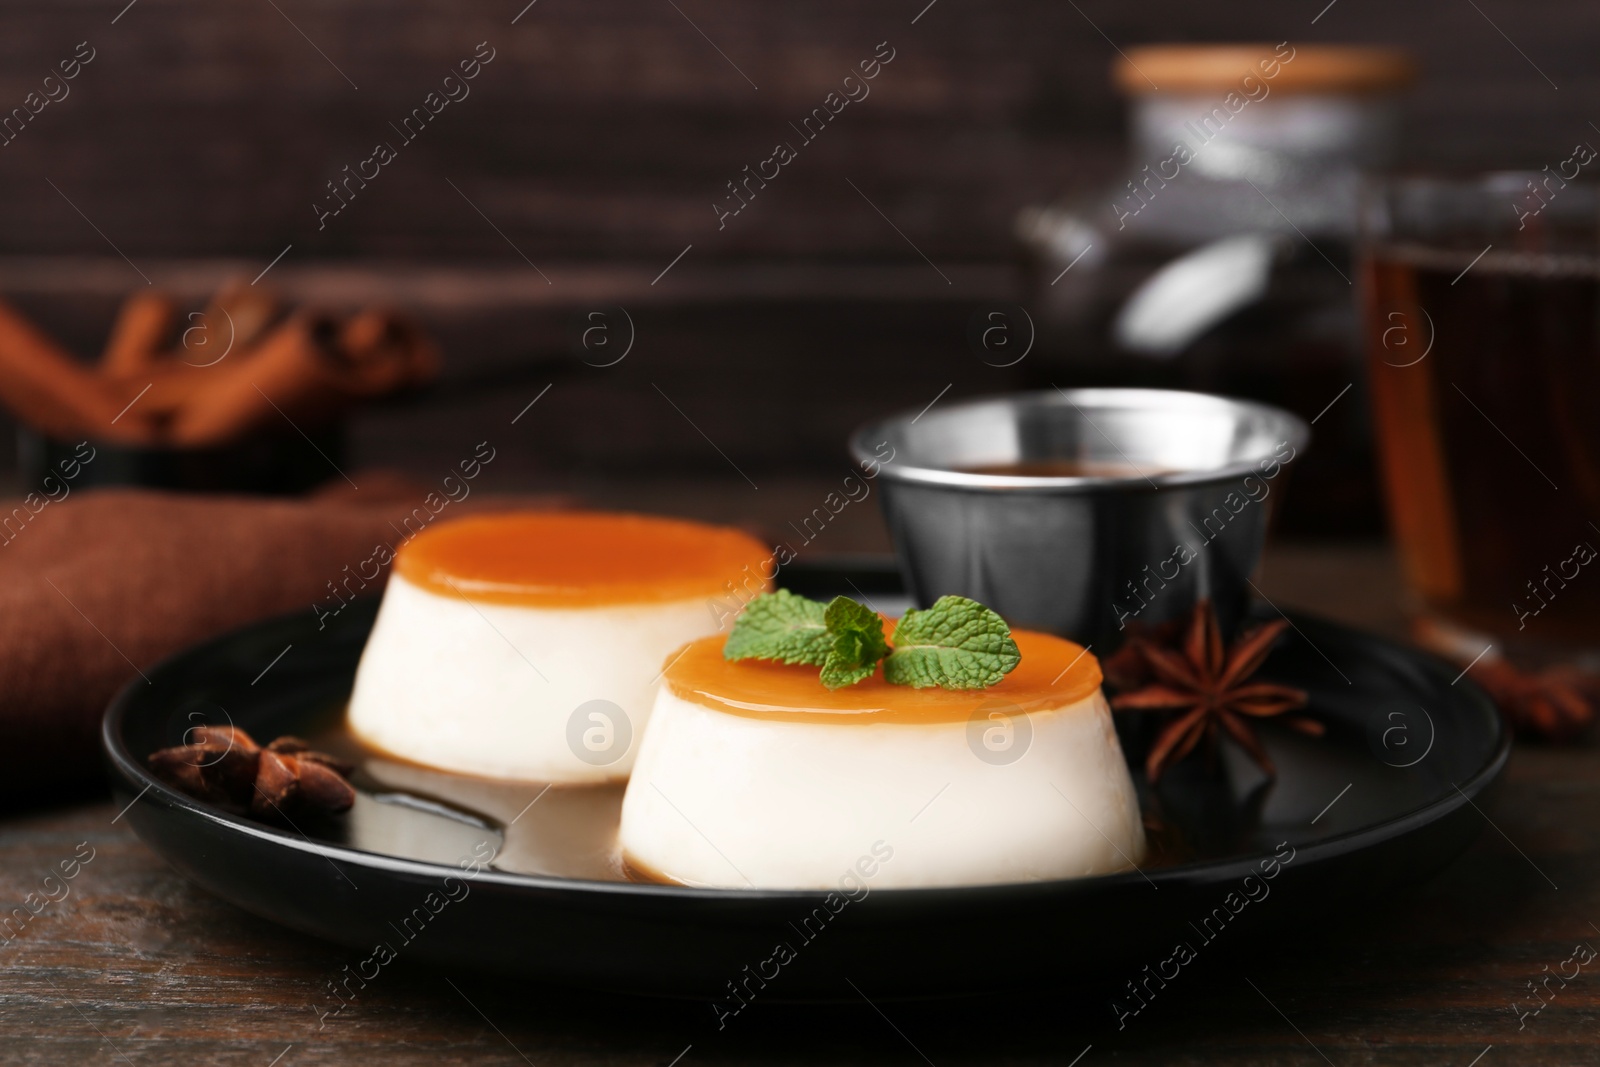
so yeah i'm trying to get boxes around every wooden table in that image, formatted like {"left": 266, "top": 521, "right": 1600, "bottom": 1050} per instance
{"left": 3, "top": 544, "right": 1591, "bottom": 1066}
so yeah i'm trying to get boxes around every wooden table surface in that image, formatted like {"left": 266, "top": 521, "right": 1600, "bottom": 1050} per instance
{"left": 3, "top": 543, "right": 1594, "bottom": 1066}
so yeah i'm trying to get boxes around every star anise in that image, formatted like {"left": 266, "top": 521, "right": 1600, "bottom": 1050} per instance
{"left": 148, "top": 725, "right": 356, "bottom": 820}
{"left": 1108, "top": 600, "right": 1320, "bottom": 782}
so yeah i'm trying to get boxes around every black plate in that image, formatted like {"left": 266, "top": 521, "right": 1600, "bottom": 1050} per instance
{"left": 102, "top": 560, "right": 1508, "bottom": 999}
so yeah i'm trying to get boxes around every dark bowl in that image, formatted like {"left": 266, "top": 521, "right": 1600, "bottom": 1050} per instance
{"left": 19, "top": 424, "right": 347, "bottom": 496}
{"left": 851, "top": 388, "right": 1310, "bottom": 647}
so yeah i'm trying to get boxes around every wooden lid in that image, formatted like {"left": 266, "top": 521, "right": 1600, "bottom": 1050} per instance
{"left": 1114, "top": 44, "right": 1415, "bottom": 96}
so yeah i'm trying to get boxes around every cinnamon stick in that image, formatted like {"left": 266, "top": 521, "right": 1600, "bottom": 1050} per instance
{"left": 0, "top": 297, "right": 156, "bottom": 444}
{"left": 190, "top": 280, "right": 281, "bottom": 360}
{"left": 166, "top": 312, "right": 355, "bottom": 447}
{"left": 0, "top": 285, "right": 438, "bottom": 452}
{"left": 100, "top": 292, "right": 176, "bottom": 377}
{"left": 339, "top": 309, "right": 438, "bottom": 394}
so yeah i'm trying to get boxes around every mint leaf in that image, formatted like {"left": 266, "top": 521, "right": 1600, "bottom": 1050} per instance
{"left": 723, "top": 590, "right": 831, "bottom": 665}
{"left": 725, "top": 590, "right": 1021, "bottom": 692}
{"left": 882, "top": 595, "right": 1021, "bottom": 690}
{"left": 819, "top": 595, "right": 887, "bottom": 689}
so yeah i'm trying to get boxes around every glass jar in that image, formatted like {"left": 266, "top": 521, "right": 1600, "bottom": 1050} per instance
{"left": 1016, "top": 44, "right": 1414, "bottom": 535}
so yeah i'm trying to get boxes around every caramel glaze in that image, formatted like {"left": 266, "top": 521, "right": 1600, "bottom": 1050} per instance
{"left": 320, "top": 722, "right": 722, "bottom": 885}
{"left": 394, "top": 511, "right": 773, "bottom": 607}
{"left": 662, "top": 626, "right": 1103, "bottom": 725}
{"left": 318, "top": 722, "right": 637, "bottom": 881}
{"left": 619, "top": 853, "right": 694, "bottom": 887}
{"left": 959, "top": 459, "right": 1178, "bottom": 478}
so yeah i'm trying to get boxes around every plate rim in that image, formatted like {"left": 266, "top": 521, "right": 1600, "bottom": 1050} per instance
{"left": 101, "top": 589, "right": 1510, "bottom": 904}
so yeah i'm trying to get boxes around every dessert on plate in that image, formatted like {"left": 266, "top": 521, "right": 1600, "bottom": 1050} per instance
{"left": 618, "top": 592, "right": 1145, "bottom": 889}
{"left": 346, "top": 512, "right": 770, "bottom": 783}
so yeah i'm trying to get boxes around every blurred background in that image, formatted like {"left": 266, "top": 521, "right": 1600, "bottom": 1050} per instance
{"left": 0, "top": 0, "right": 1590, "bottom": 548}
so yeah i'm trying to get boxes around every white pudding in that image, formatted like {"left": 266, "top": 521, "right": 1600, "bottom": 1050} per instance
{"left": 346, "top": 512, "right": 771, "bottom": 783}
{"left": 618, "top": 629, "right": 1145, "bottom": 888}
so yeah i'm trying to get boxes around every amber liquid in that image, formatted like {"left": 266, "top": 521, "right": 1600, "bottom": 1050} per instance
{"left": 1363, "top": 244, "right": 1600, "bottom": 650}
{"left": 312, "top": 723, "right": 637, "bottom": 882}
{"left": 960, "top": 459, "right": 1174, "bottom": 478}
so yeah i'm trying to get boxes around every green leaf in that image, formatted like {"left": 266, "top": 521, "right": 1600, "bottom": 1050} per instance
{"left": 819, "top": 596, "right": 887, "bottom": 689}
{"left": 882, "top": 595, "right": 1021, "bottom": 690}
{"left": 726, "top": 590, "right": 1019, "bottom": 693}
{"left": 723, "top": 590, "right": 832, "bottom": 665}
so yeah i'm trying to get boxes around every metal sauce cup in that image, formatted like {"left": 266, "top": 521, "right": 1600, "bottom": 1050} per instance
{"left": 850, "top": 389, "right": 1310, "bottom": 647}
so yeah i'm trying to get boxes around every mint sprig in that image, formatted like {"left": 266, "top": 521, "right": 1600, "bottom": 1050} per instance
{"left": 724, "top": 590, "right": 1020, "bottom": 690}
{"left": 721, "top": 588, "right": 831, "bottom": 666}
{"left": 881, "top": 595, "right": 1021, "bottom": 690}
{"left": 820, "top": 595, "right": 887, "bottom": 689}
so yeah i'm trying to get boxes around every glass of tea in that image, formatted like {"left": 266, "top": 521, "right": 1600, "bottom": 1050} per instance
{"left": 1360, "top": 173, "right": 1600, "bottom": 664}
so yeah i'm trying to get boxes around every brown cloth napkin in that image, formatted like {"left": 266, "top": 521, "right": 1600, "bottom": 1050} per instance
{"left": 0, "top": 485, "right": 556, "bottom": 798}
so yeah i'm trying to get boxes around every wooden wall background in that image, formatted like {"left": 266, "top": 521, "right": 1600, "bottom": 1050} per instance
{"left": 1, "top": 0, "right": 1591, "bottom": 261}
{"left": 0, "top": 0, "right": 1591, "bottom": 534}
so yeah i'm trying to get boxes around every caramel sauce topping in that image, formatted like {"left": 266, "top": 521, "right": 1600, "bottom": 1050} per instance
{"left": 395, "top": 512, "right": 772, "bottom": 607}
{"left": 663, "top": 626, "right": 1102, "bottom": 724}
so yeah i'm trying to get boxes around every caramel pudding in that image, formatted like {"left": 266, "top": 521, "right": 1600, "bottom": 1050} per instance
{"left": 346, "top": 512, "right": 771, "bottom": 783}
{"left": 618, "top": 628, "right": 1145, "bottom": 888}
